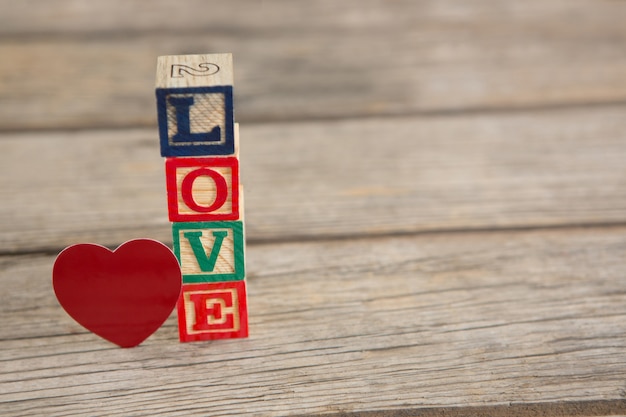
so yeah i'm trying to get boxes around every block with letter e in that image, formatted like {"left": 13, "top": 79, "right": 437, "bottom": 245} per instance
{"left": 172, "top": 221, "right": 245, "bottom": 283}
{"left": 178, "top": 281, "right": 249, "bottom": 341}
{"left": 166, "top": 156, "right": 239, "bottom": 221}
{"left": 156, "top": 53, "right": 235, "bottom": 156}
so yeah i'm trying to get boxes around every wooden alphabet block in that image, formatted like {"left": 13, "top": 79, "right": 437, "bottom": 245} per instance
{"left": 177, "top": 281, "right": 249, "bottom": 342}
{"left": 156, "top": 53, "right": 235, "bottom": 157}
{"left": 165, "top": 156, "right": 239, "bottom": 222}
{"left": 172, "top": 221, "right": 245, "bottom": 283}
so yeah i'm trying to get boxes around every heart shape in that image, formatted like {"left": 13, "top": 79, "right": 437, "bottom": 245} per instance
{"left": 53, "top": 239, "right": 182, "bottom": 348}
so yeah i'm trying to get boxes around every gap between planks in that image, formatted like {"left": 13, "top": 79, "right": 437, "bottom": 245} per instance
{"left": 2, "top": 1, "right": 626, "bottom": 131}
{"left": 2, "top": 105, "right": 626, "bottom": 254}
{"left": 290, "top": 399, "right": 626, "bottom": 417}
{"left": 2, "top": 226, "right": 626, "bottom": 415}
{"left": 3, "top": 99, "right": 626, "bottom": 136}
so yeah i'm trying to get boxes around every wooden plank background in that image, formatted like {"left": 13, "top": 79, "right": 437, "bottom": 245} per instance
{"left": 1, "top": 0, "right": 626, "bottom": 131}
{"left": 1, "top": 1, "right": 625, "bottom": 416}
{"left": 2, "top": 106, "right": 626, "bottom": 254}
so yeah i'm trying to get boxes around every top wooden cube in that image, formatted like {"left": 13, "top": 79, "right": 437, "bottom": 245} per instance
{"left": 156, "top": 54, "right": 235, "bottom": 157}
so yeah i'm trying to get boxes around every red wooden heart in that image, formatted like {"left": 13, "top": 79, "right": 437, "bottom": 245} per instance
{"left": 53, "top": 239, "right": 182, "bottom": 348}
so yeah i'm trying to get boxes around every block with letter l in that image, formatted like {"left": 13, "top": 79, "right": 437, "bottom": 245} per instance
{"left": 156, "top": 53, "right": 235, "bottom": 157}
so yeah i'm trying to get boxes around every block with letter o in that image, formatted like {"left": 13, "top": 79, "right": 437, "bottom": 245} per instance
{"left": 166, "top": 156, "right": 239, "bottom": 221}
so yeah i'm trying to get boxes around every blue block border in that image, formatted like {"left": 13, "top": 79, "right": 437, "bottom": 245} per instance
{"left": 156, "top": 86, "right": 234, "bottom": 157}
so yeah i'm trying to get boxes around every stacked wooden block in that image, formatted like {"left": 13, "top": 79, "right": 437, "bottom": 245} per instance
{"left": 156, "top": 53, "right": 248, "bottom": 342}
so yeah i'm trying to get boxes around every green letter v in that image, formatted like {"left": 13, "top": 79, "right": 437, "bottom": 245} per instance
{"left": 183, "top": 231, "right": 228, "bottom": 272}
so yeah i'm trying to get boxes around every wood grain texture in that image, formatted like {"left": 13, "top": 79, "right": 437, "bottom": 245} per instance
{"left": 0, "top": 0, "right": 624, "bottom": 38}
{"left": 1, "top": 1, "right": 626, "bottom": 130}
{"left": 1, "top": 227, "right": 625, "bottom": 415}
{"left": 2, "top": 2, "right": 626, "bottom": 415}
{"left": 156, "top": 53, "right": 233, "bottom": 89}
{"left": 1, "top": 105, "right": 625, "bottom": 254}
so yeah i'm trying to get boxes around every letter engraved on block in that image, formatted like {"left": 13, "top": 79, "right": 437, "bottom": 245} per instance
{"left": 183, "top": 231, "right": 228, "bottom": 272}
{"left": 168, "top": 95, "right": 221, "bottom": 144}
{"left": 157, "top": 87, "right": 234, "bottom": 156}
{"left": 189, "top": 291, "right": 235, "bottom": 331}
{"left": 177, "top": 282, "right": 248, "bottom": 341}
{"left": 180, "top": 167, "right": 228, "bottom": 213}
{"left": 166, "top": 157, "right": 239, "bottom": 221}
{"left": 173, "top": 221, "right": 245, "bottom": 283}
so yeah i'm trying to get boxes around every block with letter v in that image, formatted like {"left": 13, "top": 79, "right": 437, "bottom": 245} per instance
{"left": 172, "top": 221, "right": 245, "bottom": 283}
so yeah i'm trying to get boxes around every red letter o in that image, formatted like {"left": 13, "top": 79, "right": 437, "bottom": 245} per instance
{"left": 180, "top": 168, "right": 228, "bottom": 213}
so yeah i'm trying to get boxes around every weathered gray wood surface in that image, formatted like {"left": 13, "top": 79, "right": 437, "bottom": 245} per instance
{"left": 2, "top": 228, "right": 626, "bottom": 416}
{"left": 2, "top": 105, "right": 626, "bottom": 254}
{"left": 1, "top": 1, "right": 625, "bottom": 416}
{"left": 1, "top": 0, "right": 626, "bottom": 130}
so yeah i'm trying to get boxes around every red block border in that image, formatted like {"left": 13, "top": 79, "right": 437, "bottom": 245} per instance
{"left": 177, "top": 281, "right": 249, "bottom": 342}
{"left": 166, "top": 156, "right": 240, "bottom": 222}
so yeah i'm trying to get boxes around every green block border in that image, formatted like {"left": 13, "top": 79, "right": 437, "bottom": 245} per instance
{"left": 172, "top": 221, "right": 245, "bottom": 283}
